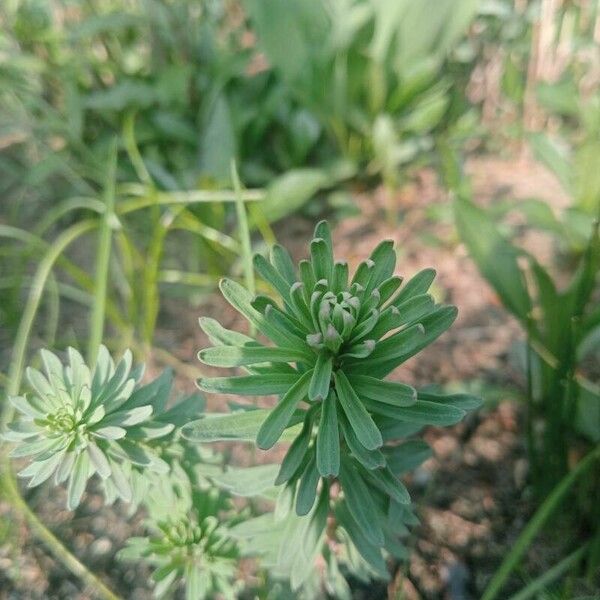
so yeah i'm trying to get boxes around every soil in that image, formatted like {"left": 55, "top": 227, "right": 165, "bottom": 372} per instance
{"left": 0, "top": 154, "right": 593, "bottom": 599}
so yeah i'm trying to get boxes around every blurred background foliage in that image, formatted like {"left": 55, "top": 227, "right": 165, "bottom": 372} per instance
{"left": 1, "top": 0, "right": 600, "bottom": 596}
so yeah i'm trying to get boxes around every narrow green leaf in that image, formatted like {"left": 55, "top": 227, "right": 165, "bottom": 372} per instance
{"left": 385, "top": 440, "right": 433, "bottom": 475}
{"left": 254, "top": 253, "right": 292, "bottom": 302}
{"left": 198, "top": 316, "right": 256, "bottom": 347}
{"left": 276, "top": 415, "right": 313, "bottom": 485}
{"left": 316, "top": 392, "right": 340, "bottom": 476}
{"left": 331, "top": 261, "right": 349, "bottom": 293}
{"left": 198, "top": 345, "right": 312, "bottom": 367}
{"left": 308, "top": 353, "right": 333, "bottom": 401}
{"left": 311, "top": 238, "right": 333, "bottom": 282}
{"left": 334, "top": 371, "right": 382, "bottom": 450}
{"left": 296, "top": 455, "right": 320, "bottom": 516}
{"left": 182, "top": 408, "right": 304, "bottom": 443}
{"left": 271, "top": 244, "right": 297, "bottom": 284}
{"left": 363, "top": 398, "right": 465, "bottom": 425}
{"left": 363, "top": 465, "right": 411, "bottom": 504}
{"left": 348, "top": 375, "right": 417, "bottom": 407}
{"left": 392, "top": 268, "right": 436, "bottom": 306}
{"left": 339, "top": 460, "right": 384, "bottom": 545}
{"left": 339, "top": 412, "right": 385, "bottom": 470}
{"left": 378, "top": 275, "right": 403, "bottom": 304}
{"left": 67, "top": 451, "right": 91, "bottom": 510}
{"left": 365, "top": 240, "right": 396, "bottom": 294}
{"left": 257, "top": 370, "right": 312, "bottom": 449}
{"left": 198, "top": 373, "right": 300, "bottom": 395}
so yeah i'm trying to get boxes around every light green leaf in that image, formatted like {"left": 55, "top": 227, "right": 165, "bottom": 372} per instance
{"left": 296, "top": 455, "right": 320, "bottom": 516}
{"left": 347, "top": 375, "right": 416, "bottom": 407}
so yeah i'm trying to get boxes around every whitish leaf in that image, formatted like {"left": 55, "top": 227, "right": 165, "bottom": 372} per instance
{"left": 334, "top": 371, "right": 383, "bottom": 451}
{"left": 257, "top": 371, "right": 312, "bottom": 449}
{"left": 67, "top": 451, "right": 91, "bottom": 510}
{"left": 316, "top": 392, "right": 340, "bottom": 476}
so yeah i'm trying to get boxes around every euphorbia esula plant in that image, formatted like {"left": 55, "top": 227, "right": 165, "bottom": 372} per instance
{"left": 185, "top": 221, "right": 480, "bottom": 585}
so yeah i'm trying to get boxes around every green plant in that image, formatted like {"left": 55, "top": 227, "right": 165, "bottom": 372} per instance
{"left": 183, "top": 220, "right": 480, "bottom": 590}
{"left": 246, "top": 0, "right": 479, "bottom": 199}
{"left": 3, "top": 346, "right": 196, "bottom": 509}
{"left": 445, "top": 150, "right": 600, "bottom": 596}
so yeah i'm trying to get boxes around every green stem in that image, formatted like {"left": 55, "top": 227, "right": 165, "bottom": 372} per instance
{"left": 88, "top": 141, "right": 118, "bottom": 365}
{"left": 231, "top": 161, "right": 255, "bottom": 297}
{"left": 507, "top": 543, "right": 588, "bottom": 600}
{"left": 482, "top": 446, "right": 600, "bottom": 600}
{"left": 0, "top": 219, "right": 123, "bottom": 600}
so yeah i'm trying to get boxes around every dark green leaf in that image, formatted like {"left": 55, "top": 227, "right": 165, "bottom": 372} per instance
{"left": 316, "top": 392, "right": 340, "bottom": 476}
{"left": 257, "top": 370, "right": 312, "bottom": 449}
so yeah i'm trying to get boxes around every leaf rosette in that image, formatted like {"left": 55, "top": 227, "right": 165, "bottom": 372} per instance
{"left": 185, "top": 221, "right": 480, "bottom": 576}
{"left": 4, "top": 345, "right": 198, "bottom": 509}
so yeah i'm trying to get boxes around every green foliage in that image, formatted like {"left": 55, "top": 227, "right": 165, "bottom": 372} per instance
{"left": 451, "top": 157, "right": 600, "bottom": 496}
{"left": 246, "top": 0, "right": 479, "bottom": 184}
{"left": 184, "top": 220, "right": 480, "bottom": 589}
{"left": 4, "top": 345, "right": 202, "bottom": 509}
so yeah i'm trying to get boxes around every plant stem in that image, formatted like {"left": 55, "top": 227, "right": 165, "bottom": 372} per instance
{"left": 231, "top": 160, "right": 255, "bottom": 299}
{"left": 0, "top": 218, "right": 123, "bottom": 600}
{"left": 88, "top": 140, "right": 118, "bottom": 365}
{"left": 482, "top": 446, "right": 600, "bottom": 600}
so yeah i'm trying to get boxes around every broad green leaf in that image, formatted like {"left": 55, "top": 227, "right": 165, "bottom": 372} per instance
{"left": 348, "top": 375, "right": 417, "bottom": 407}
{"left": 182, "top": 409, "right": 303, "bottom": 443}
{"left": 257, "top": 370, "right": 312, "bottom": 449}
{"left": 198, "top": 345, "right": 312, "bottom": 367}
{"left": 316, "top": 392, "right": 340, "bottom": 476}
{"left": 308, "top": 353, "right": 333, "bottom": 401}
{"left": 197, "top": 373, "right": 300, "bottom": 396}
{"left": 334, "top": 371, "right": 383, "bottom": 450}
